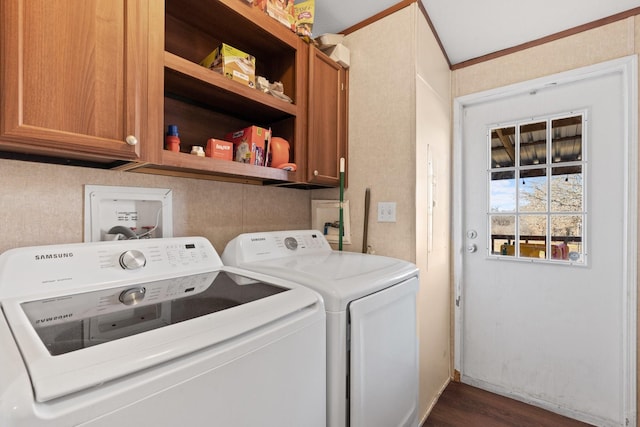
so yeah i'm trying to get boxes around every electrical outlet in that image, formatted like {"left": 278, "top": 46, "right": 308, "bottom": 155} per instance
{"left": 377, "top": 202, "right": 396, "bottom": 222}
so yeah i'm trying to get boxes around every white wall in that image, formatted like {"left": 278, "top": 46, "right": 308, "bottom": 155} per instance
{"left": 415, "top": 8, "right": 452, "bottom": 417}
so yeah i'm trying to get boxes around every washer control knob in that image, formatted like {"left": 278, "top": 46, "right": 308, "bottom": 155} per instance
{"left": 284, "top": 237, "right": 298, "bottom": 250}
{"left": 119, "top": 250, "right": 146, "bottom": 270}
{"left": 119, "top": 287, "right": 146, "bottom": 306}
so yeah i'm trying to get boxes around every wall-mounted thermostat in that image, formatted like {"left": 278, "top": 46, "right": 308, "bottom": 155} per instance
{"left": 84, "top": 185, "right": 173, "bottom": 242}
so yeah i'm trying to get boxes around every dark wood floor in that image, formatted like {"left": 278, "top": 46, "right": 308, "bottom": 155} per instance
{"left": 422, "top": 381, "right": 594, "bottom": 427}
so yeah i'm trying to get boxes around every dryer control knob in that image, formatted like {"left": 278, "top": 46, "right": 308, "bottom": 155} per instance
{"left": 119, "top": 250, "right": 146, "bottom": 270}
{"left": 119, "top": 287, "right": 146, "bottom": 306}
{"left": 284, "top": 237, "right": 298, "bottom": 250}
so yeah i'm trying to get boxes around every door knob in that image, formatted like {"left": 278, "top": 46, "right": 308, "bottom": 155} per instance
{"left": 467, "top": 244, "right": 478, "bottom": 253}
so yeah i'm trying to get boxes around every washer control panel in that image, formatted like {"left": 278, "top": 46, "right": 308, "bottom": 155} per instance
{"left": 0, "top": 237, "right": 222, "bottom": 300}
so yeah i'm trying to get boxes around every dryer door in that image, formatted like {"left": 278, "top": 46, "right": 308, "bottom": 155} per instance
{"left": 349, "top": 276, "right": 419, "bottom": 427}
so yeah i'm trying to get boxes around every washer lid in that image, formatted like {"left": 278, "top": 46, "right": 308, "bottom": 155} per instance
{"left": 2, "top": 270, "right": 318, "bottom": 402}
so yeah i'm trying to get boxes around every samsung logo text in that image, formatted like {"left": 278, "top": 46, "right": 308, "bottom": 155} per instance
{"left": 35, "top": 252, "right": 74, "bottom": 261}
{"left": 35, "top": 313, "right": 73, "bottom": 325}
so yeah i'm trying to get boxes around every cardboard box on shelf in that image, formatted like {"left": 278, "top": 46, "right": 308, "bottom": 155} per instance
{"left": 316, "top": 33, "right": 344, "bottom": 49}
{"left": 321, "top": 43, "right": 350, "bottom": 68}
{"left": 200, "top": 43, "right": 256, "bottom": 88}
{"left": 205, "top": 139, "right": 234, "bottom": 161}
{"left": 266, "top": 0, "right": 295, "bottom": 30}
{"left": 225, "top": 126, "right": 270, "bottom": 166}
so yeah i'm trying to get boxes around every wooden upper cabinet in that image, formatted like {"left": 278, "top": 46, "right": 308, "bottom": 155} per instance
{"left": 307, "top": 46, "right": 348, "bottom": 186}
{"left": 0, "top": 0, "right": 156, "bottom": 164}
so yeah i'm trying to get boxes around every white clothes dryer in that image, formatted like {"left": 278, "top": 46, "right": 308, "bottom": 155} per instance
{"left": 0, "top": 237, "right": 326, "bottom": 427}
{"left": 222, "top": 230, "right": 419, "bottom": 427}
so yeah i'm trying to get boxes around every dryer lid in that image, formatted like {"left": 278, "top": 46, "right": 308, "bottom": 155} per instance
{"left": 234, "top": 252, "right": 418, "bottom": 311}
{"left": 222, "top": 231, "right": 418, "bottom": 312}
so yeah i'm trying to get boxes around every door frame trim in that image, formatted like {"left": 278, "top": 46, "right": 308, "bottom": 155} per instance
{"left": 452, "top": 55, "right": 637, "bottom": 426}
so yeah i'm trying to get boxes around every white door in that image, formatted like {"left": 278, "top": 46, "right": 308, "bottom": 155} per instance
{"left": 453, "top": 57, "right": 636, "bottom": 427}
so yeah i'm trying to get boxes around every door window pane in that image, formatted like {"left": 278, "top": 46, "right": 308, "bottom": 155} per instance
{"left": 552, "top": 116, "right": 582, "bottom": 163}
{"left": 490, "top": 215, "right": 515, "bottom": 256}
{"left": 491, "top": 126, "right": 516, "bottom": 168}
{"left": 519, "top": 168, "right": 547, "bottom": 212}
{"left": 519, "top": 215, "right": 547, "bottom": 258}
{"left": 551, "top": 215, "right": 583, "bottom": 262}
{"left": 551, "top": 166, "right": 583, "bottom": 212}
{"left": 490, "top": 171, "right": 515, "bottom": 212}
{"left": 487, "top": 113, "right": 585, "bottom": 264}
{"left": 519, "top": 122, "right": 547, "bottom": 166}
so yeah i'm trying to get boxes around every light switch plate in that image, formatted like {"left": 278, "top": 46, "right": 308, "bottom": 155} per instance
{"left": 377, "top": 202, "right": 396, "bottom": 222}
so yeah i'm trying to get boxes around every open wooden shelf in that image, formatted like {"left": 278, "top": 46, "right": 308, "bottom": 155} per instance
{"left": 141, "top": 150, "right": 292, "bottom": 185}
{"left": 154, "top": 0, "right": 306, "bottom": 185}
{"left": 164, "top": 52, "right": 297, "bottom": 123}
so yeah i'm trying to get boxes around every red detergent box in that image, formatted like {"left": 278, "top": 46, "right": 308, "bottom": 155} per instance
{"left": 205, "top": 139, "right": 233, "bottom": 161}
{"left": 225, "top": 126, "right": 269, "bottom": 165}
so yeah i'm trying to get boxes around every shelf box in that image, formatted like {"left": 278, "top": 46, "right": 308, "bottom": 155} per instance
{"left": 200, "top": 43, "right": 257, "bottom": 89}
{"left": 205, "top": 139, "right": 234, "bottom": 161}
{"left": 226, "top": 125, "right": 269, "bottom": 166}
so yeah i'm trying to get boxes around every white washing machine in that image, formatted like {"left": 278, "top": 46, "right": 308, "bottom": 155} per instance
{"left": 0, "top": 237, "right": 326, "bottom": 427}
{"left": 222, "top": 230, "right": 420, "bottom": 427}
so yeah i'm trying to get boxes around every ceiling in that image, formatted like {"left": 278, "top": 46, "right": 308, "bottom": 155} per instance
{"left": 312, "top": 0, "right": 640, "bottom": 65}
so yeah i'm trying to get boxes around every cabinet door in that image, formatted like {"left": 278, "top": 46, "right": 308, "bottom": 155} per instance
{"left": 307, "top": 47, "right": 347, "bottom": 186}
{"left": 0, "top": 0, "right": 153, "bottom": 163}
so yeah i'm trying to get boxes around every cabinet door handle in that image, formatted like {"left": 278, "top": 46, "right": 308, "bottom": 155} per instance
{"left": 314, "top": 170, "right": 319, "bottom": 176}
{"left": 125, "top": 135, "right": 138, "bottom": 146}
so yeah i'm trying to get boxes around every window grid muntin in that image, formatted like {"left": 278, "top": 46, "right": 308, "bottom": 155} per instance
{"left": 487, "top": 111, "right": 587, "bottom": 264}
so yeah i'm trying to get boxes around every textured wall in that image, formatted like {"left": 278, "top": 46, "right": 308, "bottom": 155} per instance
{"left": 0, "top": 158, "right": 311, "bottom": 255}
{"left": 313, "top": 6, "right": 416, "bottom": 260}
{"left": 312, "top": 4, "right": 454, "bottom": 423}
{"left": 453, "top": 18, "right": 635, "bottom": 97}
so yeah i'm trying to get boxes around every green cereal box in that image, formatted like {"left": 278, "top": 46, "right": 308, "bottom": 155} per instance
{"left": 294, "top": 0, "right": 314, "bottom": 41}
